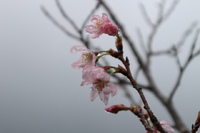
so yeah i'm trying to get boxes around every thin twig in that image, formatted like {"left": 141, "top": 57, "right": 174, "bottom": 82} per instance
{"left": 136, "top": 27, "right": 147, "bottom": 54}
{"left": 152, "top": 22, "right": 198, "bottom": 57}
{"left": 163, "top": 0, "right": 179, "bottom": 21}
{"left": 177, "top": 22, "right": 198, "bottom": 49}
{"left": 139, "top": 3, "right": 153, "bottom": 27}
{"left": 41, "top": 6, "right": 80, "bottom": 40}
{"left": 55, "top": 0, "right": 79, "bottom": 32}
{"left": 147, "top": 0, "right": 165, "bottom": 56}
{"left": 191, "top": 111, "right": 200, "bottom": 133}
{"left": 168, "top": 29, "right": 200, "bottom": 101}
{"left": 117, "top": 52, "right": 167, "bottom": 133}
{"left": 81, "top": 2, "right": 101, "bottom": 30}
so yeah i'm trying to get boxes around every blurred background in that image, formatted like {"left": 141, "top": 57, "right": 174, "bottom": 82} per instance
{"left": 0, "top": 0, "right": 200, "bottom": 133}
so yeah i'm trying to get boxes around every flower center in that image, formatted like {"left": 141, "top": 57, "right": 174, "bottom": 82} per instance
{"left": 82, "top": 53, "right": 93, "bottom": 63}
{"left": 95, "top": 20, "right": 103, "bottom": 28}
{"left": 95, "top": 80, "right": 109, "bottom": 91}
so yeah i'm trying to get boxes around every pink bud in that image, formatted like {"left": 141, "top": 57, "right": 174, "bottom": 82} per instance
{"left": 105, "top": 104, "right": 127, "bottom": 114}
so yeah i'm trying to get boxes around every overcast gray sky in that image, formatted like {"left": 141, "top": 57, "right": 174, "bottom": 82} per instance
{"left": 0, "top": 0, "right": 200, "bottom": 133}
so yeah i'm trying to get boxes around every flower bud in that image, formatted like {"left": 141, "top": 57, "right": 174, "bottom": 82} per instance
{"left": 105, "top": 104, "right": 127, "bottom": 114}
{"left": 132, "top": 105, "right": 138, "bottom": 114}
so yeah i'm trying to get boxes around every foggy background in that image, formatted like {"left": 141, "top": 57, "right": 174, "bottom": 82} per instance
{"left": 0, "top": 0, "right": 200, "bottom": 133}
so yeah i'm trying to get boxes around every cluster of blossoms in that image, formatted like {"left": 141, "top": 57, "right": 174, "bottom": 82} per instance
{"left": 70, "top": 13, "right": 119, "bottom": 105}
{"left": 70, "top": 45, "right": 117, "bottom": 105}
{"left": 71, "top": 12, "right": 174, "bottom": 133}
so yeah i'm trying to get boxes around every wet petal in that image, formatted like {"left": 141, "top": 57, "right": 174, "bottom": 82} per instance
{"left": 70, "top": 45, "right": 88, "bottom": 53}
{"left": 90, "top": 86, "right": 98, "bottom": 101}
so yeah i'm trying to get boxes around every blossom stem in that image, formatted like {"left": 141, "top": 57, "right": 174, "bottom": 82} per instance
{"left": 115, "top": 36, "right": 167, "bottom": 133}
{"left": 95, "top": 53, "right": 110, "bottom": 63}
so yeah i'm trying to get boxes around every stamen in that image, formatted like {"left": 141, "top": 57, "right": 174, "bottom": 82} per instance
{"left": 82, "top": 53, "right": 93, "bottom": 63}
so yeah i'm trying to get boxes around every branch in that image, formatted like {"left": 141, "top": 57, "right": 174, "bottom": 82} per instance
{"left": 168, "top": 29, "right": 200, "bottom": 101}
{"left": 163, "top": 0, "right": 179, "bottom": 21}
{"left": 136, "top": 28, "right": 147, "bottom": 54}
{"left": 112, "top": 36, "right": 167, "bottom": 133}
{"left": 152, "top": 22, "right": 198, "bottom": 57}
{"left": 81, "top": 2, "right": 101, "bottom": 30}
{"left": 139, "top": 3, "right": 153, "bottom": 27}
{"left": 41, "top": 6, "right": 80, "bottom": 40}
{"left": 191, "top": 111, "right": 200, "bottom": 133}
{"left": 146, "top": 0, "right": 165, "bottom": 57}
{"left": 176, "top": 22, "right": 198, "bottom": 49}
{"left": 55, "top": 0, "right": 79, "bottom": 32}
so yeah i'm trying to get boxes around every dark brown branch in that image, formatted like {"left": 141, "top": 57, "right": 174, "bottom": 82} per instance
{"left": 131, "top": 105, "right": 153, "bottom": 132}
{"left": 112, "top": 43, "right": 166, "bottom": 133}
{"left": 191, "top": 111, "right": 200, "bottom": 133}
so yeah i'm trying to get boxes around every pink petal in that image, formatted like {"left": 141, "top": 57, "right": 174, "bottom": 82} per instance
{"left": 99, "top": 90, "right": 109, "bottom": 105}
{"left": 81, "top": 80, "right": 91, "bottom": 86}
{"left": 91, "top": 15, "right": 101, "bottom": 23}
{"left": 91, "top": 18, "right": 99, "bottom": 24}
{"left": 102, "top": 13, "right": 110, "bottom": 22}
{"left": 160, "top": 120, "right": 174, "bottom": 133}
{"left": 70, "top": 45, "right": 96, "bottom": 69}
{"left": 70, "top": 45, "right": 88, "bottom": 53}
{"left": 90, "top": 87, "right": 98, "bottom": 101}
{"left": 85, "top": 25, "right": 98, "bottom": 33}
{"left": 108, "top": 83, "right": 117, "bottom": 96}
{"left": 71, "top": 59, "right": 83, "bottom": 69}
{"left": 91, "top": 33, "right": 103, "bottom": 39}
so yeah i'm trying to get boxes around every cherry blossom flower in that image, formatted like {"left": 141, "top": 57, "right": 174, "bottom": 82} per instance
{"left": 70, "top": 45, "right": 96, "bottom": 69}
{"left": 81, "top": 65, "right": 117, "bottom": 105}
{"left": 85, "top": 13, "right": 119, "bottom": 39}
